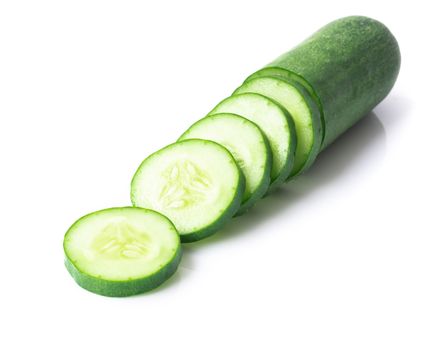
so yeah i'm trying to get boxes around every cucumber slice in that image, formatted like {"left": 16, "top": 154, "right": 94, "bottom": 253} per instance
{"left": 131, "top": 139, "right": 245, "bottom": 242}
{"left": 179, "top": 113, "right": 271, "bottom": 214}
{"left": 208, "top": 93, "right": 296, "bottom": 189}
{"left": 246, "top": 67, "right": 321, "bottom": 113}
{"left": 245, "top": 67, "right": 325, "bottom": 145}
{"left": 63, "top": 207, "right": 182, "bottom": 297}
{"left": 233, "top": 76, "right": 322, "bottom": 177}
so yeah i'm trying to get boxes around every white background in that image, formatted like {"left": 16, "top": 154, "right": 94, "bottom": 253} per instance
{"left": 1, "top": 1, "right": 442, "bottom": 349}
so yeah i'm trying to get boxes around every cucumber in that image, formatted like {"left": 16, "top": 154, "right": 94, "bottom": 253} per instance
{"left": 208, "top": 93, "right": 296, "bottom": 188}
{"left": 131, "top": 139, "right": 245, "bottom": 242}
{"left": 178, "top": 113, "right": 271, "bottom": 214}
{"left": 245, "top": 67, "right": 325, "bottom": 145}
{"left": 256, "top": 16, "right": 401, "bottom": 149}
{"left": 233, "top": 76, "right": 322, "bottom": 177}
{"left": 63, "top": 207, "right": 182, "bottom": 297}
{"left": 246, "top": 67, "right": 321, "bottom": 112}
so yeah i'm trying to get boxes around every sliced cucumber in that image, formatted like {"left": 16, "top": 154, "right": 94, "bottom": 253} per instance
{"left": 233, "top": 76, "right": 322, "bottom": 177}
{"left": 208, "top": 93, "right": 296, "bottom": 189}
{"left": 245, "top": 67, "right": 325, "bottom": 145}
{"left": 63, "top": 207, "right": 182, "bottom": 297}
{"left": 179, "top": 113, "right": 271, "bottom": 214}
{"left": 131, "top": 139, "right": 245, "bottom": 242}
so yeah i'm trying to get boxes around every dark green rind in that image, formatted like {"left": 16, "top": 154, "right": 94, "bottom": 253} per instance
{"left": 233, "top": 77, "right": 322, "bottom": 177}
{"left": 131, "top": 139, "right": 246, "bottom": 243}
{"left": 178, "top": 113, "right": 272, "bottom": 216}
{"left": 262, "top": 16, "right": 401, "bottom": 149}
{"left": 208, "top": 93, "right": 296, "bottom": 189}
{"left": 245, "top": 67, "right": 325, "bottom": 145}
{"left": 63, "top": 207, "right": 182, "bottom": 297}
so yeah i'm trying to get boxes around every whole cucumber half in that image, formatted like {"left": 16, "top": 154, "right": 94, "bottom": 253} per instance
{"left": 262, "top": 16, "right": 401, "bottom": 149}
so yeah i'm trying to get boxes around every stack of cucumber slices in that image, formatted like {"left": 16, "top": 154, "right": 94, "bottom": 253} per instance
{"left": 63, "top": 16, "right": 400, "bottom": 297}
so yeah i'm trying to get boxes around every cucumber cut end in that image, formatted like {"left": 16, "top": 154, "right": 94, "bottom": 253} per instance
{"left": 63, "top": 207, "right": 182, "bottom": 297}
{"left": 208, "top": 92, "right": 296, "bottom": 188}
{"left": 245, "top": 67, "right": 326, "bottom": 146}
{"left": 131, "top": 139, "right": 245, "bottom": 242}
{"left": 179, "top": 113, "right": 272, "bottom": 214}
{"left": 233, "top": 76, "right": 322, "bottom": 176}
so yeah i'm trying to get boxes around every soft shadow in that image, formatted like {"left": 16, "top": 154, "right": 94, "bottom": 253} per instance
{"left": 299, "top": 111, "right": 386, "bottom": 190}
{"left": 190, "top": 110, "right": 387, "bottom": 247}
{"left": 373, "top": 94, "right": 413, "bottom": 126}
{"left": 132, "top": 99, "right": 404, "bottom": 296}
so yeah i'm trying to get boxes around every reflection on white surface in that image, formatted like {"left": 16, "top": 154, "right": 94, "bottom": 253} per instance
{"left": 194, "top": 111, "right": 387, "bottom": 246}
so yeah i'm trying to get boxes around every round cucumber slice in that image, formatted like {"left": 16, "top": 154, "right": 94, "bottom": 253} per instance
{"left": 179, "top": 113, "right": 272, "bottom": 214}
{"left": 233, "top": 76, "right": 322, "bottom": 177}
{"left": 208, "top": 93, "right": 296, "bottom": 189}
{"left": 131, "top": 139, "right": 245, "bottom": 242}
{"left": 245, "top": 67, "right": 325, "bottom": 145}
{"left": 63, "top": 207, "right": 182, "bottom": 297}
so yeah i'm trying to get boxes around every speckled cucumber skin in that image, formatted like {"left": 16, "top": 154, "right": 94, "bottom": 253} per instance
{"left": 251, "top": 16, "right": 401, "bottom": 149}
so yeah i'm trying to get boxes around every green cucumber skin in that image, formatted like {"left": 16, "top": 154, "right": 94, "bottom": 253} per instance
{"left": 63, "top": 207, "right": 182, "bottom": 297}
{"left": 258, "top": 16, "right": 400, "bottom": 149}
{"left": 64, "top": 245, "right": 182, "bottom": 297}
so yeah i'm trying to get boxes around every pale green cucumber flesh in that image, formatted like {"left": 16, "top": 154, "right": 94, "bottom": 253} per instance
{"left": 233, "top": 76, "right": 322, "bottom": 177}
{"left": 131, "top": 139, "right": 245, "bottom": 242}
{"left": 63, "top": 207, "right": 182, "bottom": 297}
{"left": 179, "top": 113, "right": 271, "bottom": 214}
{"left": 208, "top": 93, "right": 296, "bottom": 188}
{"left": 245, "top": 67, "right": 325, "bottom": 145}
